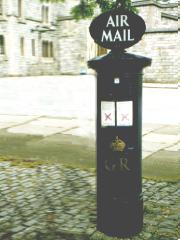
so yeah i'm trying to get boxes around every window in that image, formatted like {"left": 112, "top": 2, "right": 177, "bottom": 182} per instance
{"left": 42, "top": 41, "right": 48, "bottom": 57}
{"left": 0, "top": 35, "right": 5, "bottom": 55}
{"left": 49, "top": 42, "right": 53, "bottom": 57}
{"left": 42, "top": 41, "right": 54, "bottom": 58}
{"left": 42, "top": 5, "right": 49, "bottom": 24}
{"left": 0, "top": 0, "right": 3, "bottom": 15}
{"left": 32, "top": 39, "right": 36, "bottom": 56}
{"left": 18, "top": 0, "right": 23, "bottom": 18}
{"left": 20, "top": 37, "right": 24, "bottom": 56}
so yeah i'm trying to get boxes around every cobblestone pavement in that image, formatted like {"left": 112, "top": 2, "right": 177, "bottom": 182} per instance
{"left": 0, "top": 162, "right": 179, "bottom": 240}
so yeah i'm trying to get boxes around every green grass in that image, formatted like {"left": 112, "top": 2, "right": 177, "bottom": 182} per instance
{"left": 142, "top": 150, "right": 180, "bottom": 182}
{"left": 0, "top": 129, "right": 179, "bottom": 182}
{"left": 0, "top": 130, "right": 95, "bottom": 170}
{"left": 0, "top": 155, "right": 45, "bottom": 168}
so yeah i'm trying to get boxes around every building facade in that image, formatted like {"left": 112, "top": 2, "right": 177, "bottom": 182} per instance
{"left": 129, "top": 0, "right": 179, "bottom": 83}
{"left": 0, "top": 0, "right": 179, "bottom": 83}
{"left": 0, "top": 0, "right": 90, "bottom": 76}
{"left": 0, "top": 0, "right": 58, "bottom": 76}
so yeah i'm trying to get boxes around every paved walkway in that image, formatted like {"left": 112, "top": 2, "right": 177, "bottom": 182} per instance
{"left": 0, "top": 162, "right": 179, "bottom": 240}
{"left": 0, "top": 114, "right": 179, "bottom": 180}
{"left": 0, "top": 114, "right": 179, "bottom": 158}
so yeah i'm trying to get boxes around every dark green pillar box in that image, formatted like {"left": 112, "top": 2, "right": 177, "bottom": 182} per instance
{"left": 88, "top": 50, "right": 151, "bottom": 237}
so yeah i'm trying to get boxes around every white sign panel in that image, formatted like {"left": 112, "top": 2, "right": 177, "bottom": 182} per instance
{"left": 117, "top": 101, "right": 133, "bottom": 126}
{"left": 101, "top": 101, "right": 115, "bottom": 127}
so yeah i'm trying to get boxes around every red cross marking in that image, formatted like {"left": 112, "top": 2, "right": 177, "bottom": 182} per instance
{"left": 105, "top": 113, "right": 112, "bottom": 121}
{"left": 121, "top": 114, "right": 129, "bottom": 121}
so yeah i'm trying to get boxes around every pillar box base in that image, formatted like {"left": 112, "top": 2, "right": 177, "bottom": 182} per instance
{"left": 98, "top": 197, "right": 143, "bottom": 238}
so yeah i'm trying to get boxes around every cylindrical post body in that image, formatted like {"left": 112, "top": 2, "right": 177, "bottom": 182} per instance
{"left": 97, "top": 71, "right": 143, "bottom": 237}
{"left": 88, "top": 51, "right": 151, "bottom": 238}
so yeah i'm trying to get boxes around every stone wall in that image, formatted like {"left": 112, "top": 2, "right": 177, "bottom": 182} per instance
{"left": 129, "top": 32, "right": 178, "bottom": 83}
{"left": 127, "top": 1, "right": 178, "bottom": 83}
{"left": 58, "top": 18, "right": 90, "bottom": 75}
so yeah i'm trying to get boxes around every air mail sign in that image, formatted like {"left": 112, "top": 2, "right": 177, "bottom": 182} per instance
{"left": 89, "top": 9, "right": 146, "bottom": 50}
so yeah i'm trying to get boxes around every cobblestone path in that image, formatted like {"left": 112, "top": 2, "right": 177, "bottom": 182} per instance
{"left": 0, "top": 162, "right": 179, "bottom": 240}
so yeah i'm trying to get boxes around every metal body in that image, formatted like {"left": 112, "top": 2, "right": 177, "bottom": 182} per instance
{"left": 88, "top": 51, "right": 151, "bottom": 237}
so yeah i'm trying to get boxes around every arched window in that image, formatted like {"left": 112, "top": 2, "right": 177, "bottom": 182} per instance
{"left": 0, "top": 35, "right": 5, "bottom": 55}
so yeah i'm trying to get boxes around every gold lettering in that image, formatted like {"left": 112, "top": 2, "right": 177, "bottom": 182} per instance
{"left": 105, "top": 158, "right": 130, "bottom": 172}
{"left": 105, "top": 159, "right": 111, "bottom": 171}
{"left": 119, "top": 158, "right": 130, "bottom": 171}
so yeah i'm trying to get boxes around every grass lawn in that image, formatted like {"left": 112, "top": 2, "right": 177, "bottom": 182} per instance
{"left": 0, "top": 129, "right": 179, "bottom": 182}
{"left": 0, "top": 129, "right": 95, "bottom": 170}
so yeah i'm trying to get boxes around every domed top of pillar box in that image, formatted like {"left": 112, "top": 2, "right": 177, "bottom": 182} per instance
{"left": 88, "top": 51, "right": 152, "bottom": 74}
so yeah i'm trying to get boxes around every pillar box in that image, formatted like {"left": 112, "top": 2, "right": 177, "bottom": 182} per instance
{"left": 88, "top": 7, "right": 151, "bottom": 238}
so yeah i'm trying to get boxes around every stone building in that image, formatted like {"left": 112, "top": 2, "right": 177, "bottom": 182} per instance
{"left": 0, "top": 0, "right": 61, "bottom": 76}
{"left": 0, "top": 0, "right": 179, "bottom": 83}
{"left": 0, "top": 0, "right": 90, "bottom": 76}
{"left": 129, "top": 0, "right": 179, "bottom": 83}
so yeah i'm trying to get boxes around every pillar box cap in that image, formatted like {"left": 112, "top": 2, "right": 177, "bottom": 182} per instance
{"left": 88, "top": 51, "right": 152, "bottom": 74}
